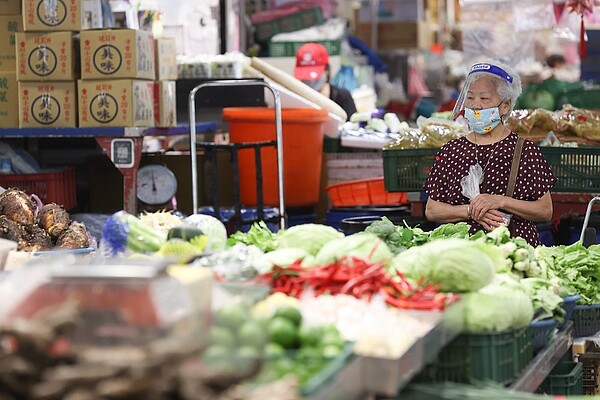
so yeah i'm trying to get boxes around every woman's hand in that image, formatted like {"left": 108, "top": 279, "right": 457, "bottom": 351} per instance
{"left": 470, "top": 194, "right": 504, "bottom": 220}
{"left": 473, "top": 209, "right": 506, "bottom": 232}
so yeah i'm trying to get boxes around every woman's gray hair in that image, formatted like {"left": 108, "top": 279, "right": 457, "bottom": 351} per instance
{"left": 468, "top": 59, "right": 522, "bottom": 115}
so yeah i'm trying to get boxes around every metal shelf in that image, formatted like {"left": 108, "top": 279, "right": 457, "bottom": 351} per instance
{"left": 0, "top": 122, "right": 217, "bottom": 138}
{"left": 510, "top": 322, "right": 574, "bottom": 392}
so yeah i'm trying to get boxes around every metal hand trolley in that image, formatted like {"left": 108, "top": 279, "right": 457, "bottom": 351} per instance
{"left": 580, "top": 196, "right": 600, "bottom": 247}
{"left": 188, "top": 80, "right": 286, "bottom": 232}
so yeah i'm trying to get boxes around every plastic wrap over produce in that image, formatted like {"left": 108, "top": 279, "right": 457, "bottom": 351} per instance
{"left": 384, "top": 116, "right": 468, "bottom": 149}
{"left": 506, "top": 105, "right": 600, "bottom": 143}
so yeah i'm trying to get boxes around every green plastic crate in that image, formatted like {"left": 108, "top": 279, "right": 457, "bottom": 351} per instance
{"left": 539, "top": 362, "right": 584, "bottom": 395}
{"left": 383, "top": 148, "right": 438, "bottom": 192}
{"left": 269, "top": 39, "right": 341, "bottom": 57}
{"left": 414, "top": 328, "right": 530, "bottom": 386}
{"left": 514, "top": 326, "right": 534, "bottom": 373}
{"left": 254, "top": 7, "right": 324, "bottom": 42}
{"left": 572, "top": 304, "right": 600, "bottom": 337}
{"left": 383, "top": 146, "right": 600, "bottom": 193}
{"left": 540, "top": 147, "right": 600, "bottom": 192}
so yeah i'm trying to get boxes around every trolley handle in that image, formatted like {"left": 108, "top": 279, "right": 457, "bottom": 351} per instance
{"left": 188, "top": 79, "right": 286, "bottom": 231}
{"left": 579, "top": 196, "right": 600, "bottom": 243}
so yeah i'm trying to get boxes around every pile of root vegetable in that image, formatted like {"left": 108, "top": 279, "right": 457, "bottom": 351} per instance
{"left": 0, "top": 188, "right": 89, "bottom": 251}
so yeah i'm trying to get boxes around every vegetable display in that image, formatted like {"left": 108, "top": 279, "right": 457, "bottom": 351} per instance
{"left": 391, "top": 239, "right": 496, "bottom": 293}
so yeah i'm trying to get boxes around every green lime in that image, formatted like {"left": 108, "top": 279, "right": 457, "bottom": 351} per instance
{"left": 236, "top": 345, "right": 261, "bottom": 360}
{"left": 271, "top": 357, "right": 296, "bottom": 378}
{"left": 321, "top": 344, "right": 342, "bottom": 359}
{"left": 215, "top": 304, "right": 248, "bottom": 331}
{"left": 274, "top": 306, "right": 302, "bottom": 327}
{"left": 238, "top": 320, "right": 267, "bottom": 349}
{"left": 268, "top": 317, "right": 298, "bottom": 349}
{"left": 264, "top": 342, "right": 286, "bottom": 359}
{"left": 202, "top": 345, "right": 231, "bottom": 364}
{"left": 298, "top": 325, "right": 323, "bottom": 348}
{"left": 319, "top": 330, "right": 344, "bottom": 349}
{"left": 209, "top": 326, "right": 236, "bottom": 348}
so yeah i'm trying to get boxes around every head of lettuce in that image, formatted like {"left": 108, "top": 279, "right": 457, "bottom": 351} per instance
{"left": 390, "top": 238, "right": 496, "bottom": 293}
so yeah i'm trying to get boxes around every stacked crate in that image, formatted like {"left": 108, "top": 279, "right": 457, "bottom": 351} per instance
{"left": 0, "top": 0, "right": 21, "bottom": 128}
{"left": 17, "top": 0, "right": 102, "bottom": 128}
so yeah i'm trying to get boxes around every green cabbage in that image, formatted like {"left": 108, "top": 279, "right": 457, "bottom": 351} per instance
{"left": 391, "top": 238, "right": 495, "bottom": 293}
{"left": 278, "top": 224, "right": 344, "bottom": 256}
{"left": 183, "top": 214, "right": 227, "bottom": 252}
{"left": 463, "top": 292, "right": 515, "bottom": 333}
{"left": 479, "top": 284, "right": 534, "bottom": 329}
{"left": 254, "top": 247, "right": 311, "bottom": 274}
{"left": 314, "top": 232, "right": 393, "bottom": 267}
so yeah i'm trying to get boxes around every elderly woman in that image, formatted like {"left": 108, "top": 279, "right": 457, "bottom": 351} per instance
{"left": 423, "top": 60, "right": 556, "bottom": 246}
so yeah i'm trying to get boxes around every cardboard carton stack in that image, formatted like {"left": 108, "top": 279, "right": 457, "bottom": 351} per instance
{"left": 153, "top": 37, "right": 177, "bottom": 128}
{"left": 17, "top": 0, "right": 102, "bottom": 128}
{"left": 0, "top": 0, "right": 21, "bottom": 128}
{"left": 78, "top": 31, "right": 178, "bottom": 128}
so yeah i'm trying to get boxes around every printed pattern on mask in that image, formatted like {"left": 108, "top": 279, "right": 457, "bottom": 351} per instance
{"left": 424, "top": 132, "right": 556, "bottom": 246}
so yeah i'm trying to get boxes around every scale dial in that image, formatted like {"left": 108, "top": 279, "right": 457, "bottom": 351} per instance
{"left": 137, "top": 164, "right": 178, "bottom": 205}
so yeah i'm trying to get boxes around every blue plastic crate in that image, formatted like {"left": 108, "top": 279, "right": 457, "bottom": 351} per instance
{"left": 531, "top": 319, "right": 557, "bottom": 353}
{"left": 560, "top": 295, "right": 581, "bottom": 330}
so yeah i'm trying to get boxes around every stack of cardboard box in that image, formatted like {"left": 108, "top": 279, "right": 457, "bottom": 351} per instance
{"left": 0, "top": 0, "right": 21, "bottom": 128}
{"left": 1, "top": 0, "right": 178, "bottom": 130}
{"left": 77, "top": 29, "right": 178, "bottom": 128}
{"left": 16, "top": 0, "right": 102, "bottom": 128}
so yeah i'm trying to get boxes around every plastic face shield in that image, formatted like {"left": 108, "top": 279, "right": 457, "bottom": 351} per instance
{"left": 451, "top": 63, "right": 514, "bottom": 120}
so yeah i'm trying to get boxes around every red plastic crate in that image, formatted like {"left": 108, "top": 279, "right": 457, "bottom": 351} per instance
{"left": 0, "top": 167, "right": 77, "bottom": 210}
{"left": 326, "top": 177, "right": 408, "bottom": 207}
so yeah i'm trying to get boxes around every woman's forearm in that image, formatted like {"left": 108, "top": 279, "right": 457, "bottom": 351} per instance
{"left": 425, "top": 198, "right": 469, "bottom": 223}
{"left": 498, "top": 191, "right": 553, "bottom": 222}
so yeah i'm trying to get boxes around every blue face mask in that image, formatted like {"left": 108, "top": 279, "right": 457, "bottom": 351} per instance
{"left": 464, "top": 103, "right": 503, "bottom": 135}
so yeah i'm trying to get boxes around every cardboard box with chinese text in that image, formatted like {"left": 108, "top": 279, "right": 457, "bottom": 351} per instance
{"left": 0, "top": 15, "right": 21, "bottom": 72}
{"left": 78, "top": 79, "right": 154, "bottom": 127}
{"left": 18, "top": 81, "right": 77, "bottom": 127}
{"left": 0, "top": 0, "right": 19, "bottom": 15}
{"left": 16, "top": 31, "right": 78, "bottom": 81}
{"left": 0, "top": 72, "right": 18, "bottom": 127}
{"left": 154, "top": 80, "right": 176, "bottom": 128}
{"left": 80, "top": 29, "right": 155, "bottom": 80}
{"left": 155, "top": 37, "right": 177, "bottom": 80}
{"left": 22, "top": 0, "right": 102, "bottom": 31}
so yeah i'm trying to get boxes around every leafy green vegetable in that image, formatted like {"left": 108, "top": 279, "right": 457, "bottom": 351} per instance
{"left": 391, "top": 238, "right": 495, "bottom": 293}
{"left": 228, "top": 221, "right": 280, "bottom": 252}
{"left": 463, "top": 286, "right": 532, "bottom": 333}
{"left": 184, "top": 214, "right": 228, "bottom": 252}
{"left": 314, "top": 232, "right": 393, "bottom": 268}
{"left": 277, "top": 224, "right": 343, "bottom": 256}
{"left": 102, "top": 210, "right": 165, "bottom": 255}
{"left": 428, "top": 222, "right": 470, "bottom": 240}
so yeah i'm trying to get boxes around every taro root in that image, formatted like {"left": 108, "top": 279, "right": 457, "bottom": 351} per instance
{"left": 56, "top": 222, "right": 89, "bottom": 250}
{"left": 20, "top": 225, "right": 53, "bottom": 252}
{"left": 0, "top": 215, "right": 26, "bottom": 248}
{"left": 38, "top": 204, "right": 70, "bottom": 240}
{"left": 0, "top": 189, "right": 35, "bottom": 226}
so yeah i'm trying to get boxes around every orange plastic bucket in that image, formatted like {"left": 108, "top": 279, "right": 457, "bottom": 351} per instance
{"left": 223, "top": 107, "right": 329, "bottom": 207}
